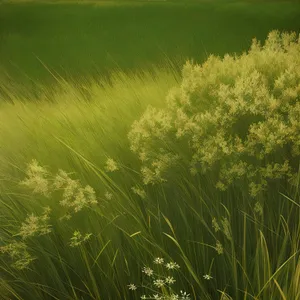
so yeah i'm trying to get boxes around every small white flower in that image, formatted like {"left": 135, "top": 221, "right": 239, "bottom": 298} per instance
{"left": 203, "top": 274, "right": 213, "bottom": 280}
{"left": 165, "top": 261, "right": 180, "bottom": 270}
{"left": 153, "top": 294, "right": 163, "bottom": 300}
{"left": 153, "top": 257, "right": 164, "bottom": 264}
{"left": 180, "top": 291, "right": 191, "bottom": 300}
{"left": 169, "top": 294, "right": 179, "bottom": 300}
{"left": 142, "top": 266, "right": 154, "bottom": 276}
{"left": 165, "top": 276, "right": 176, "bottom": 285}
{"left": 140, "top": 295, "right": 147, "bottom": 300}
{"left": 153, "top": 279, "right": 165, "bottom": 288}
{"left": 128, "top": 283, "right": 137, "bottom": 291}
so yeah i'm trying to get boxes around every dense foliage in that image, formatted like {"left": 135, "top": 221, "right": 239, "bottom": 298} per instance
{"left": 129, "top": 31, "right": 300, "bottom": 197}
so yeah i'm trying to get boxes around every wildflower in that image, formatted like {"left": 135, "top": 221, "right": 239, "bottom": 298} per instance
{"left": 127, "top": 283, "right": 137, "bottom": 291}
{"left": 141, "top": 166, "right": 160, "bottom": 185}
{"left": 139, "top": 151, "right": 148, "bottom": 162}
{"left": 84, "top": 185, "right": 97, "bottom": 204}
{"left": 169, "top": 294, "right": 179, "bottom": 300}
{"left": 165, "top": 261, "right": 180, "bottom": 270}
{"left": 105, "top": 158, "right": 119, "bottom": 172}
{"left": 141, "top": 296, "right": 147, "bottom": 300}
{"left": 59, "top": 213, "right": 72, "bottom": 221}
{"left": 153, "top": 294, "right": 163, "bottom": 300}
{"left": 180, "top": 291, "right": 191, "bottom": 300}
{"left": 20, "top": 159, "right": 50, "bottom": 196}
{"left": 53, "top": 170, "right": 98, "bottom": 213}
{"left": 153, "top": 257, "right": 164, "bottom": 264}
{"left": 249, "top": 182, "right": 264, "bottom": 197}
{"left": 0, "top": 241, "right": 35, "bottom": 270}
{"left": 132, "top": 186, "right": 147, "bottom": 199}
{"left": 221, "top": 217, "right": 232, "bottom": 240}
{"left": 104, "top": 191, "right": 113, "bottom": 200}
{"left": 18, "top": 209, "right": 52, "bottom": 239}
{"left": 216, "top": 181, "right": 227, "bottom": 191}
{"left": 18, "top": 214, "right": 39, "bottom": 238}
{"left": 165, "top": 276, "right": 176, "bottom": 285}
{"left": 142, "top": 266, "right": 154, "bottom": 277}
{"left": 203, "top": 274, "right": 213, "bottom": 280}
{"left": 53, "top": 169, "right": 69, "bottom": 189}
{"left": 0, "top": 241, "right": 27, "bottom": 258}
{"left": 215, "top": 240, "right": 224, "bottom": 255}
{"left": 12, "top": 255, "right": 36, "bottom": 270}
{"left": 254, "top": 201, "right": 263, "bottom": 216}
{"left": 212, "top": 217, "right": 221, "bottom": 232}
{"left": 59, "top": 175, "right": 79, "bottom": 201}
{"left": 70, "top": 231, "right": 92, "bottom": 247}
{"left": 153, "top": 279, "right": 165, "bottom": 288}
{"left": 83, "top": 233, "right": 93, "bottom": 241}
{"left": 42, "top": 206, "right": 51, "bottom": 215}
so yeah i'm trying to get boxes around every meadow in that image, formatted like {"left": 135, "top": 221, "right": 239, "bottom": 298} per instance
{"left": 1, "top": 0, "right": 300, "bottom": 86}
{"left": 0, "top": 1, "right": 300, "bottom": 300}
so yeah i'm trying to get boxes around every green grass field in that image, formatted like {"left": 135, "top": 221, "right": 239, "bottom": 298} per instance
{"left": 0, "top": 1, "right": 300, "bottom": 300}
{"left": 1, "top": 0, "right": 300, "bottom": 86}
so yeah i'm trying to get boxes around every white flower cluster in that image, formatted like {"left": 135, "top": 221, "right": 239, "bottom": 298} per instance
{"left": 139, "top": 290, "right": 191, "bottom": 300}
{"left": 127, "top": 256, "right": 191, "bottom": 300}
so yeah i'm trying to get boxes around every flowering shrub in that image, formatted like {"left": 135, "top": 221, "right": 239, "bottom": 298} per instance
{"left": 128, "top": 30, "right": 300, "bottom": 196}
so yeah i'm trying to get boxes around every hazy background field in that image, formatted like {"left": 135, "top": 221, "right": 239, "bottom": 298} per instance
{"left": 1, "top": 0, "right": 300, "bottom": 87}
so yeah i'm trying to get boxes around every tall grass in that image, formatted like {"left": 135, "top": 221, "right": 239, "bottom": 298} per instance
{"left": 0, "top": 66, "right": 181, "bottom": 299}
{"left": 1, "top": 32, "right": 300, "bottom": 300}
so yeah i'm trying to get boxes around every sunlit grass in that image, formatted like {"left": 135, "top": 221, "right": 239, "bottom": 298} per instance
{"left": 0, "top": 0, "right": 300, "bottom": 295}
{"left": 1, "top": 43, "right": 299, "bottom": 299}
